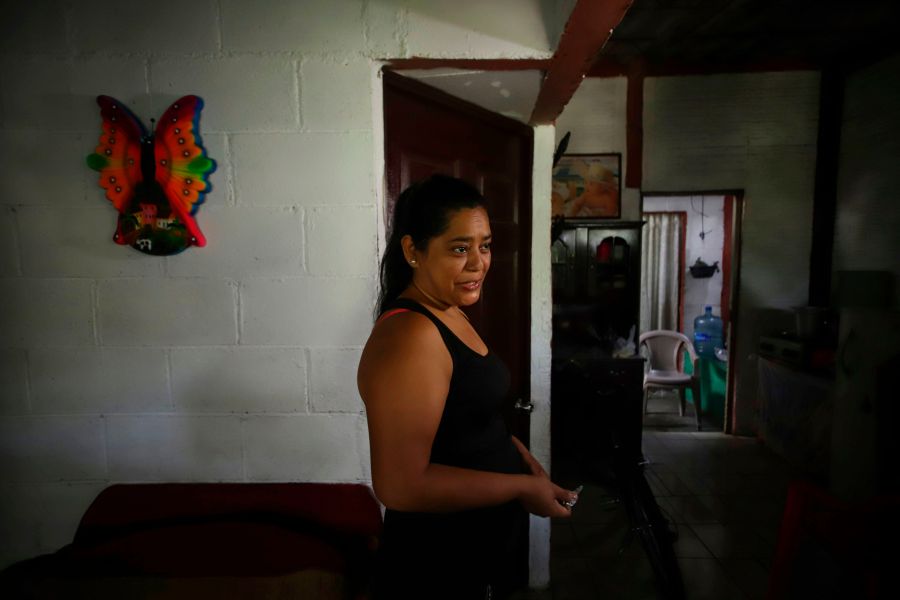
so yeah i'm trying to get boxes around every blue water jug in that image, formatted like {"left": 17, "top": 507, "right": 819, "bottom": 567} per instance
{"left": 693, "top": 306, "right": 724, "bottom": 358}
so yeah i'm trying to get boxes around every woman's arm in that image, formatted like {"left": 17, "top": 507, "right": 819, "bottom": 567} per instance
{"left": 358, "top": 312, "right": 573, "bottom": 517}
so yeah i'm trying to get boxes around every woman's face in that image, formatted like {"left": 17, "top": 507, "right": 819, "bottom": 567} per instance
{"left": 409, "top": 206, "right": 492, "bottom": 308}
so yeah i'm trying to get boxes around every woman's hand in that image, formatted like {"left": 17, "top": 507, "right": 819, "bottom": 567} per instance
{"left": 520, "top": 475, "right": 577, "bottom": 518}
{"left": 509, "top": 436, "right": 578, "bottom": 517}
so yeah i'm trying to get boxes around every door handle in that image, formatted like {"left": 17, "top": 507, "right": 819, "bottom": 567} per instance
{"left": 514, "top": 398, "right": 534, "bottom": 413}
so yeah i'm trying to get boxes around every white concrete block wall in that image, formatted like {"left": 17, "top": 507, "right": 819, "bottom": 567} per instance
{"left": 0, "top": 350, "right": 28, "bottom": 415}
{"left": 834, "top": 54, "right": 900, "bottom": 303}
{"left": 171, "top": 348, "right": 306, "bottom": 413}
{"left": 0, "top": 482, "right": 107, "bottom": 567}
{"left": 231, "top": 132, "right": 375, "bottom": 206}
{"left": 0, "top": 0, "right": 562, "bottom": 570}
{"left": 0, "top": 207, "right": 20, "bottom": 275}
{"left": 106, "top": 415, "right": 243, "bottom": 481}
{"left": 309, "top": 347, "right": 364, "bottom": 413}
{"left": 30, "top": 348, "right": 170, "bottom": 414}
{"left": 0, "top": 416, "right": 107, "bottom": 483}
{"left": 404, "top": 0, "right": 556, "bottom": 58}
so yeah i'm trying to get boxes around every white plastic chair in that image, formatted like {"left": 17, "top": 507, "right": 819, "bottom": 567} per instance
{"left": 639, "top": 330, "right": 702, "bottom": 431}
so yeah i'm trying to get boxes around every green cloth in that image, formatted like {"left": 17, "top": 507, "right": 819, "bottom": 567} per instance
{"left": 684, "top": 354, "right": 727, "bottom": 425}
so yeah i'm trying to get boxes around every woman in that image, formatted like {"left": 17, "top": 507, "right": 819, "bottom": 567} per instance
{"left": 358, "top": 175, "right": 576, "bottom": 599}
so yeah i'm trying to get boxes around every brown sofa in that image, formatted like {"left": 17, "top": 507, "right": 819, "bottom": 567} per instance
{"left": 1, "top": 483, "right": 383, "bottom": 599}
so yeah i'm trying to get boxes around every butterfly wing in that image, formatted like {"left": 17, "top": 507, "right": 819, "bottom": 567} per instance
{"left": 86, "top": 96, "right": 145, "bottom": 213}
{"left": 154, "top": 95, "right": 214, "bottom": 247}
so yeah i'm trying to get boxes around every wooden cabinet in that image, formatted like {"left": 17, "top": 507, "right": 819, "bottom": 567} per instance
{"left": 551, "top": 221, "right": 646, "bottom": 482}
{"left": 551, "top": 221, "right": 643, "bottom": 349}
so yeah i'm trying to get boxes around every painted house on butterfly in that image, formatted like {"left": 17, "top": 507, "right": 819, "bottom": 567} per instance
{"left": 1, "top": 0, "right": 899, "bottom": 591}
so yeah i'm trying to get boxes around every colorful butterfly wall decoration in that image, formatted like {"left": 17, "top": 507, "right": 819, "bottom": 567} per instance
{"left": 86, "top": 95, "right": 215, "bottom": 255}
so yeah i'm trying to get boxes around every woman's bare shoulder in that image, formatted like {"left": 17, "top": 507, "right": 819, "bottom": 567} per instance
{"left": 359, "top": 310, "right": 449, "bottom": 375}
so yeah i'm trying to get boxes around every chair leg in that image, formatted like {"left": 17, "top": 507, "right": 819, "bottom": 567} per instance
{"left": 692, "top": 380, "right": 702, "bottom": 431}
{"left": 643, "top": 386, "right": 649, "bottom": 415}
{"left": 678, "top": 387, "right": 685, "bottom": 417}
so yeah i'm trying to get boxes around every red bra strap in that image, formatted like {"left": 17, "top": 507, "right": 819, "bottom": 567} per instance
{"left": 377, "top": 308, "right": 411, "bottom": 324}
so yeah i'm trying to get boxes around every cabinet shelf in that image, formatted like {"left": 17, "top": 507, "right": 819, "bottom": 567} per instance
{"left": 551, "top": 221, "right": 644, "bottom": 345}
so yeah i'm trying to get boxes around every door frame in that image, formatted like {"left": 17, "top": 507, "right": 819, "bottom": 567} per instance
{"left": 381, "top": 70, "right": 534, "bottom": 430}
{"left": 640, "top": 190, "right": 745, "bottom": 434}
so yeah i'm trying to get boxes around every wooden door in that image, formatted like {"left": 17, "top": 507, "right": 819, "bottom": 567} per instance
{"left": 383, "top": 69, "right": 534, "bottom": 582}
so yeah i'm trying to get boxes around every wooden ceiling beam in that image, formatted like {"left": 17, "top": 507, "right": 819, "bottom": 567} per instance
{"left": 529, "top": 0, "right": 635, "bottom": 125}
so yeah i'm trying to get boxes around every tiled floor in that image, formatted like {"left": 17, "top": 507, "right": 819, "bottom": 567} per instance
{"left": 515, "top": 392, "right": 793, "bottom": 600}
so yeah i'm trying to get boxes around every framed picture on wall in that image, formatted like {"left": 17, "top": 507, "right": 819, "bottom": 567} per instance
{"left": 552, "top": 153, "right": 621, "bottom": 219}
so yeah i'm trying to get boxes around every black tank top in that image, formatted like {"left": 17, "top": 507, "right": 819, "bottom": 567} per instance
{"left": 374, "top": 298, "right": 527, "bottom": 598}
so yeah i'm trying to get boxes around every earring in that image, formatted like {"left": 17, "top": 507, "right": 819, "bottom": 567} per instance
{"left": 409, "top": 259, "right": 417, "bottom": 265}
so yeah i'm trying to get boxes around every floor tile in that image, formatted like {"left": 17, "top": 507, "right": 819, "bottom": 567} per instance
{"left": 721, "top": 558, "right": 770, "bottom": 600}
{"left": 689, "top": 523, "right": 771, "bottom": 560}
{"left": 549, "top": 556, "right": 597, "bottom": 600}
{"left": 671, "top": 524, "right": 713, "bottom": 558}
{"left": 678, "top": 557, "right": 744, "bottom": 600}
{"left": 548, "top": 426, "right": 790, "bottom": 599}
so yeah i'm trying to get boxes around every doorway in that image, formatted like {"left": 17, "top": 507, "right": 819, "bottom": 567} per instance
{"left": 641, "top": 192, "right": 745, "bottom": 433}
{"left": 382, "top": 69, "right": 535, "bottom": 585}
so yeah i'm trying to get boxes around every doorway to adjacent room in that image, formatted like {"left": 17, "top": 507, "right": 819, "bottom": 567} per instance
{"left": 640, "top": 192, "right": 745, "bottom": 433}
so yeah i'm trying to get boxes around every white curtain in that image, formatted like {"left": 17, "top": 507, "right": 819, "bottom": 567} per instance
{"left": 641, "top": 213, "right": 683, "bottom": 334}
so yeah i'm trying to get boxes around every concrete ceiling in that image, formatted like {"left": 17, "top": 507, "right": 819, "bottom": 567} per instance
{"left": 401, "top": 68, "right": 544, "bottom": 123}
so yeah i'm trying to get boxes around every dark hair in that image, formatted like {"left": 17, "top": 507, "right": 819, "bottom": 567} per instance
{"left": 376, "top": 175, "right": 486, "bottom": 317}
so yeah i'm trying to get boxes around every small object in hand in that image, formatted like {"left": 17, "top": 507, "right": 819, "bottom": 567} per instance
{"left": 561, "top": 485, "right": 583, "bottom": 509}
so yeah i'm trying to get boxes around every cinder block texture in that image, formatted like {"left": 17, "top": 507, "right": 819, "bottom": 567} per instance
{"left": 165, "top": 207, "right": 303, "bottom": 278}
{"left": 0, "top": 416, "right": 106, "bottom": 483}
{"left": 741, "top": 147, "right": 815, "bottom": 307}
{"left": 0, "top": 207, "right": 18, "bottom": 275}
{"left": 18, "top": 207, "right": 163, "bottom": 278}
{"left": 232, "top": 132, "right": 374, "bottom": 206}
{"left": 405, "top": 2, "right": 555, "bottom": 58}
{"left": 0, "top": 131, "right": 91, "bottom": 206}
{"left": 0, "top": 279, "right": 94, "bottom": 347}
{"left": 306, "top": 206, "right": 377, "bottom": 276}
{"left": 99, "top": 279, "right": 237, "bottom": 346}
{"left": 72, "top": 0, "right": 219, "bottom": 55}
{"left": 0, "top": 58, "right": 79, "bottom": 130}
{"left": 644, "top": 72, "right": 819, "bottom": 149}
{"left": 171, "top": 347, "right": 306, "bottom": 413}
{"left": 363, "top": 1, "right": 405, "bottom": 57}
{"left": 0, "top": 0, "right": 69, "bottom": 54}
{"left": 302, "top": 59, "right": 373, "bottom": 131}
{"left": 29, "top": 348, "right": 170, "bottom": 414}
{"left": 241, "top": 277, "right": 374, "bottom": 346}
{"left": 556, "top": 77, "right": 627, "bottom": 153}
{"left": 150, "top": 57, "right": 298, "bottom": 132}
{"left": 0, "top": 349, "right": 28, "bottom": 415}
{"left": 221, "top": 0, "right": 365, "bottom": 54}
{"left": 106, "top": 415, "right": 242, "bottom": 481}
{"left": 309, "top": 347, "right": 364, "bottom": 413}
{"left": 71, "top": 57, "right": 154, "bottom": 131}
{"left": 0, "top": 482, "right": 106, "bottom": 568}
{"left": 243, "top": 414, "right": 367, "bottom": 481}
